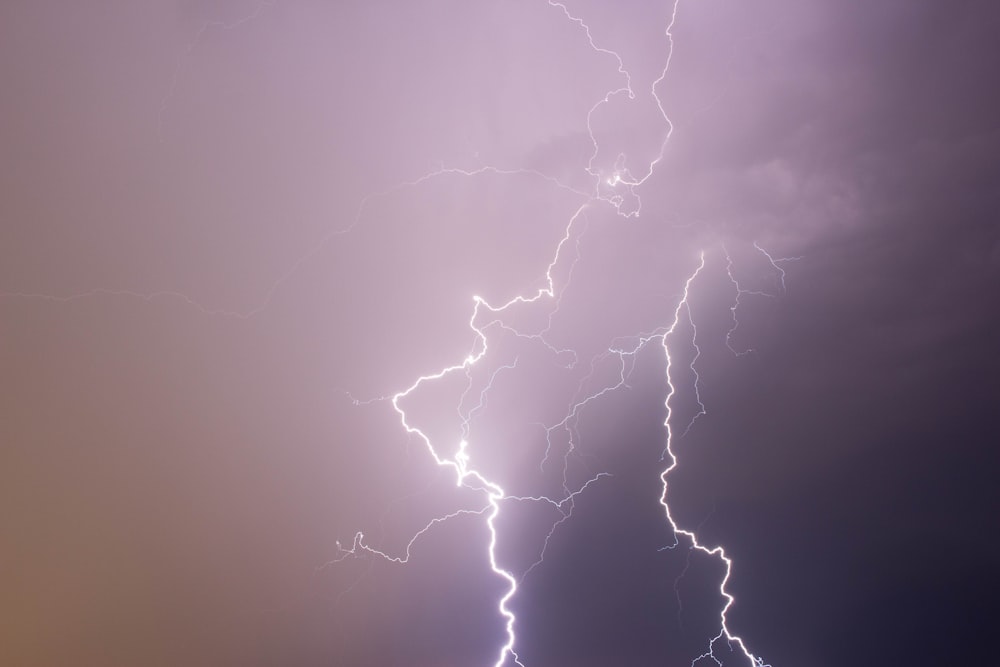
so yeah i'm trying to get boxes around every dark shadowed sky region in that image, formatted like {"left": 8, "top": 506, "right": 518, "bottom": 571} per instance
{"left": 2, "top": 1, "right": 999, "bottom": 666}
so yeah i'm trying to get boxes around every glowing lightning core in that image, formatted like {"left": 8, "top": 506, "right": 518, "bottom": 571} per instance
{"left": 334, "top": 2, "right": 772, "bottom": 665}
{"left": 661, "top": 256, "right": 770, "bottom": 667}
{"left": 1, "top": 1, "right": 781, "bottom": 664}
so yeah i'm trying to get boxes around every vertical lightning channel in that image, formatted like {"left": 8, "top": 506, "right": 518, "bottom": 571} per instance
{"left": 662, "top": 255, "right": 770, "bottom": 667}
{"left": 387, "top": 295, "right": 523, "bottom": 667}
{"left": 3, "top": 1, "right": 782, "bottom": 664}
{"left": 335, "top": 1, "right": 772, "bottom": 664}
{"left": 337, "top": 196, "right": 600, "bottom": 667}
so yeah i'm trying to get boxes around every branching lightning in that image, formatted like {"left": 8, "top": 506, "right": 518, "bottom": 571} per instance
{"left": 1, "top": 1, "right": 791, "bottom": 665}
{"left": 660, "top": 256, "right": 769, "bottom": 667}
{"left": 725, "top": 242, "right": 802, "bottom": 356}
{"left": 330, "top": 2, "right": 772, "bottom": 665}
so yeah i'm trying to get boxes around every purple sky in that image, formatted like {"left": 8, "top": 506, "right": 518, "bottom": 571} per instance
{"left": 2, "top": 1, "right": 999, "bottom": 666}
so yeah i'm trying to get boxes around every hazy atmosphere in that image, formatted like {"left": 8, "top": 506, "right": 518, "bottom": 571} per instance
{"left": 2, "top": 1, "right": 998, "bottom": 665}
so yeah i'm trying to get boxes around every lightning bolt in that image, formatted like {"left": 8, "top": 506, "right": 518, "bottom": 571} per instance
{"left": 330, "top": 2, "right": 772, "bottom": 665}
{"left": 661, "top": 256, "right": 770, "bottom": 667}
{"left": 2, "top": 1, "right": 784, "bottom": 664}
{"left": 334, "top": 201, "right": 602, "bottom": 667}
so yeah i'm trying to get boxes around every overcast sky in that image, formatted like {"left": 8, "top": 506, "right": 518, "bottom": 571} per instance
{"left": 2, "top": 1, "right": 998, "bottom": 666}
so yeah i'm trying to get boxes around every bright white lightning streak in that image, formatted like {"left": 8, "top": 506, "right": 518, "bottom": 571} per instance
{"left": 340, "top": 220, "right": 603, "bottom": 667}
{"left": 661, "top": 255, "right": 770, "bottom": 667}
{"left": 4, "top": 1, "right": 779, "bottom": 664}
{"left": 225, "top": 1, "right": 766, "bottom": 664}
{"left": 520, "top": 248, "right": 769, "bottom": 666}
{"left": 343, "top": 405, "right": 520, "bottom": 665}
{"left": 536, "top": 3, "right": 768, "bottom": 662}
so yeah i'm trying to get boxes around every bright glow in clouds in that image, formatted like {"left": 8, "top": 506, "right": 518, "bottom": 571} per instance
{"left": 7, "top": 1, "right": 1000, "bottom": 665}
{"left": 332, "top": 2, "right": 771, "bottom": 665}
{"left": 1, "top": 0, "right": 801, "bottom": 664}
